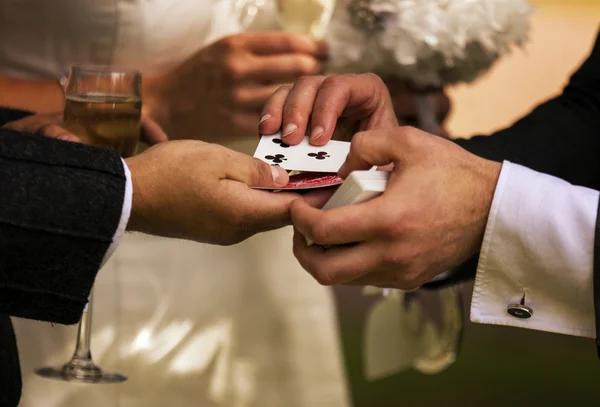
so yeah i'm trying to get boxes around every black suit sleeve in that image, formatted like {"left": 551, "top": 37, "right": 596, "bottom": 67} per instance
{"left": 455, "top": 29, "right": 600, "bottom": 189}
{"left": 0, "top": 127, "right": 126, "bottom": 323}
{"left": 424, "top": 29, "right": 600, "bottom": 290}
{"left": 0, "top": 121, "right": 127, "bottom": 407}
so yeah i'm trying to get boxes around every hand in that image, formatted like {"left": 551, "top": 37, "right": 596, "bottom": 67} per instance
{"left": 3, "top": 113, "right": 168, "bottom": 145}
{"left": 291, "top": 126, "right": 502, "bottom": 289}
{"left": 260, "top": 73, "right": 398, "bottom": 146}
{"left": 143, "top": 32, "right": 328, "bottom": 144}
{"left": 125, "top": 140, "right": 307, "bottom": 245}
{"left": 2, "top": 113, "right": 81, "bottom": 142}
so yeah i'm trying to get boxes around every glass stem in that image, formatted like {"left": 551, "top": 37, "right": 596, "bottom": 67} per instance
{"left": 72, "top": 289, "right": 94, "bottom": 361}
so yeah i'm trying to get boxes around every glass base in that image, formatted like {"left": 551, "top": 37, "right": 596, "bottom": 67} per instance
{"left": 35, "top": 357, "right": 127, "bottom": 384}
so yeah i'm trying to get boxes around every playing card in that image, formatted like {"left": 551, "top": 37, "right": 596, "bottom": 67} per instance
{"left": 253, "top": 172, "right": 344, "bottom": 191}
{"left": 253, "top": 133, "right": 351, "bottom": 173}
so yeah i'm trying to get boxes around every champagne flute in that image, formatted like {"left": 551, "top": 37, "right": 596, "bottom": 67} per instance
{"left": 35, "top": 65, "right": 142, "bottom": 383}
{"left": 275, "top": 0, "right": 336, "bottom": 39}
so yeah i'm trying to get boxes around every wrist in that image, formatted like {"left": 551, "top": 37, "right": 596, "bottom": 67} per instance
{"left": 124, "top": 156, "right": 152, "bottom": 234}
{"left": 475, "top": 159, "right": 503, "bottom": 249}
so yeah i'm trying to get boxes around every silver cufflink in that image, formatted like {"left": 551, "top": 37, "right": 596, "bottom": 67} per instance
{"left": 507, "top": 293, "right": 533, "bottom": 319}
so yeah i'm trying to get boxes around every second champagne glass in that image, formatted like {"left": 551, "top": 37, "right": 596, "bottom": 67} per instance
{"left": 35, "top": 65, "right": 142, "bottom": 383}
{"left": 275, "top": 0, "right": 337, "bottom": 39}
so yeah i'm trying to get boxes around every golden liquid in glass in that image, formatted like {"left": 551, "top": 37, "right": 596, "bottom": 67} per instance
{"left": 64, "top": 93, "right": 141, "bottom": 158}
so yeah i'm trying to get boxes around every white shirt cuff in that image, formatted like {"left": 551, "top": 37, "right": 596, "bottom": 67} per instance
{"left": 470, "top": 161, "right": 599, "bottom": 338}
{"left": 100, "top": 158, "right": 132, "bottom": 267}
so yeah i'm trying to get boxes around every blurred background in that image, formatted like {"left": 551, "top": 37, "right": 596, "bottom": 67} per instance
{"left": 342, "top": 1, "right": 600, "bottom": 406}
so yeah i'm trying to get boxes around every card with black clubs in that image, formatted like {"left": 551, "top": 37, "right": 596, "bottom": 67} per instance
{"left": 254, "top": 133, "right": 351, "bottom": 174}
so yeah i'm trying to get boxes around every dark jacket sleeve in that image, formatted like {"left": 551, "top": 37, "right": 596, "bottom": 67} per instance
{"left": 0, "top": 108, "right": 128, "bottom": 407}
{"left": 0, "top": 127, "right": 126, "bottom": 324}
{"left": 424, "top": 29, "right": 600, "bottom": 290}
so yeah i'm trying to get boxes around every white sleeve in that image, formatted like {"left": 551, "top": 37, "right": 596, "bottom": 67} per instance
{"left": 470, "top": 161, "right": 599, "bottom": 338}
{"left": 99, "top": 158, "right": 133, "bottom": 267}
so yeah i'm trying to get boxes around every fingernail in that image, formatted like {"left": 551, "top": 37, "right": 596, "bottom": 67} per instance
{"left": 282, "top": 123, "right": 298, "bottom": 138}
{"left": 58, "top": 134, "right": 79, "bottom": 143}
{"left": 271, "top": 165, "right": 288, "bottom": 186}
{"left": 259, "top": 114, "right": 271, "bottom": 125}
{"left": 310, "top": 126, "right": 324, "bottom": 141}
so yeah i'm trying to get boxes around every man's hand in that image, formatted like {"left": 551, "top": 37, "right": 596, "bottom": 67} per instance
{"left": 291, "top": 126, "right": 502, "bottom": 289}
{"left": 259, "top": 73, "right": 398, "bottom": 146}
{"left": 125, "top": 140, "right": 301, "bottom": 245}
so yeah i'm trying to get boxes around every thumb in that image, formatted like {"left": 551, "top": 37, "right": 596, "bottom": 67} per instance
{"left": 225, "top": 155, "right": 290, "bottom": 188}
{"left": 141, "top": 115, "right": 169, "bottom": 145}
{"left": 338, "top": 129, "right": 406, "bottom": 178}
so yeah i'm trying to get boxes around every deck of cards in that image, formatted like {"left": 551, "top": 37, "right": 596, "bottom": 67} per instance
{"left": 307, "top": 171, "right": 390, "bottom": 247}
{"left": 253, "top": 133, "right": 351, "bottom": 190}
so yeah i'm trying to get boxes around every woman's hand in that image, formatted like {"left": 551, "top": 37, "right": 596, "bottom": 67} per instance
{"left": 3, "top": 113, "right": 168, "bottom": 145}
{"left": 2, "top": 113, "right": 81, "bottom": 142}
{"left": 143, "top": 32, "right": 328, "bottom": 144}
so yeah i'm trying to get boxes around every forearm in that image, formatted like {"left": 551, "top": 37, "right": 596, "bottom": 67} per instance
{"left": 0, "top": 75, "right": 65, "bottom": 113}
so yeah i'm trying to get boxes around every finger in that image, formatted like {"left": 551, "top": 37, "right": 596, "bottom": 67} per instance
{"left": 39, "top": 124, "right": 81, "bottom": 143}
{"left": 225, "top": 185, "right": 300, "bottom": 229}
{"left": 279, "top": 75, "right": 327, "bottom": 145}
{"left": 300, "top": 186, "right": 337, "bottom": 208}
{"left": 292, "top": 229, "right": 388, "bottom": 285}
{"left": 223, "top": 151, "right": 290, "bottom": 188}
{"left": 141, "top": 115, "right": 169, "bottom": 145}
{"left": 308, "top": 74, "right": 397, "bottom": 146}
{"left": 232, "top": 84, "right": 287, "bottom": 110}
{"left": 259, "top": 85, "right": 292, "bottom": 136}
{"left": 242, "top": 32, "right": 328, "bottom": 59}
{"left": 345, "top": 269, "right": 427, "bottom": 290}
{"left": 290, "top": 198, "right": 385, "bottom": 246}
{"left": 244, "top": 54, "right": 324, "bottom": 83}
{"left": 3, "top": 113, "right": 62, "bottom": 132}
{"left": 338, "top": 130, "right": 407, "bottom": 178}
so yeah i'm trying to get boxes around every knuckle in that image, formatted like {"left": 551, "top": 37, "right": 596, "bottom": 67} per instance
{"left": 308, "top": 222, "right": 329, "bottom": 245}
{"left": 281, "top": 32, "right": 298, "bottom": 51}
{"left": 381, "top": 210, "right": 406, "bottom": 238}
{"left": 223, "top": 57, "right": 247, "bottom": 82}
{"left": 230, "top": 87, "right": 245, "bottom": 105}
{"left": 252, "top": 160, "right": 271, "bottom": 185}
{"left": 381, "top": 249, "right": 406, "bottom": 270}
{"left": 293, "top": 55, "right": 320, "bottom": 76}
{"left": 363, "top": 72, "right": 385, "bottom": 88}
{"left": 313, "top": 269, "right": 336, "bottom": 286}
{"left": 397, "top": 272, "right": 422, "bottom": 291}
{"left": 350, "top": 131, "right": 368, "bottom": 153}
{"left": 282, "top": 102, "right": 308, "bottom": 125}
{"left": 321, "top": 75, "right": 346, "bottom": 92}
{"left": 217, "top": 35, "right": 239, "bottom": 52}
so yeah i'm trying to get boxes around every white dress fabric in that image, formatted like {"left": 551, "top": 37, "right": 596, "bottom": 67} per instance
{"left": 0, "top": 1, "right": 351, "bottom": 406}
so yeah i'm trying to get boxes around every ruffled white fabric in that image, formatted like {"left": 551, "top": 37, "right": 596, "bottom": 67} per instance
{"left": 326, "top": 0, "right": 533, "bottom": 86}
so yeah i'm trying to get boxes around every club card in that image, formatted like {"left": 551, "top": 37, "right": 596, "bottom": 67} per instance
{"left": 253, "top": 133, "right": 351, "bottom": 173}
{"left": 253, "top": 172, "right": 344, "bottom": 191}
